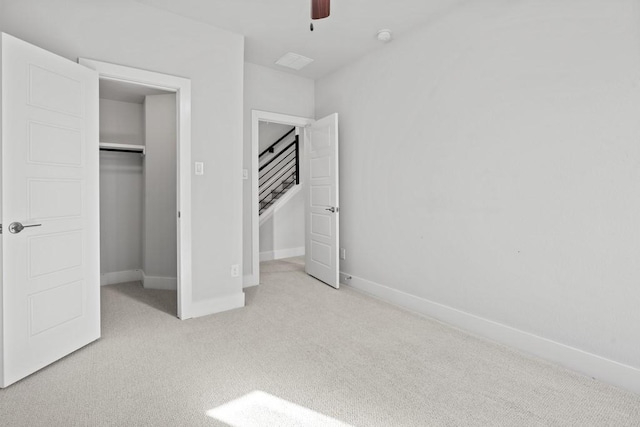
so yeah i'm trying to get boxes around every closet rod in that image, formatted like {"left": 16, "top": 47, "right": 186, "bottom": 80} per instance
{"left": 99, "top": 142, "right": 145, "bottom": 155}
{"left": 100, "top": 148, "right": 143, "bottom": 154}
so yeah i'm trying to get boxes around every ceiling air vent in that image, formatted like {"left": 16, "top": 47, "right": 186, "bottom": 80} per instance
{"left": 275, "top": 52, "right": 314, "bottom": 71}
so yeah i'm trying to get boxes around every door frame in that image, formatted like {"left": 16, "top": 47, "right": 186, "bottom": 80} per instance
{"left": 247, "top": 110, "right": 313, "bottom": 286}
{"left": 79, "top": 58, "right": 193, "bottom": 319}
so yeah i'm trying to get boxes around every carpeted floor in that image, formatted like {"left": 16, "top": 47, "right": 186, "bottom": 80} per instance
{"left": 1, "top": 257, "right": 639, "bottom": 426}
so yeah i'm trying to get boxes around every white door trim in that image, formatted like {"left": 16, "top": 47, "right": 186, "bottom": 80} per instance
{"left": 248, "top": 110, "right": 313, "bottom": 286}
{"left": 79, "top": 58, "right": 193, "bottom": 319}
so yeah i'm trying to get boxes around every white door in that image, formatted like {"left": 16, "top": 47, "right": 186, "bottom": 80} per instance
{"left": 305, "top": 113, "right": 340, "bottom": 288}
{"left": 1, "top": 33, "right": 100, "bottom": 387}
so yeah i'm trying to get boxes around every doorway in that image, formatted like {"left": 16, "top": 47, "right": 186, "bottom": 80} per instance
{"left": 250, "top": 112, "right": 313, "bottom": 286}
{"left": 258, "top": 122, "right": 305, "bottom": 263}
{"left": 80, "top": 58, "right": 193, "bottom": 319}
{"left": 98, "top": 78, "right": 177, "bottom": 308}
{"left": 249, "top": 111, "right": 340, "bottom": 288}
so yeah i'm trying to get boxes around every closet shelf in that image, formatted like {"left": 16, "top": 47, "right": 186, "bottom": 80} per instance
{"left": 99, "top": 142, "right": 145, "bottom": 156}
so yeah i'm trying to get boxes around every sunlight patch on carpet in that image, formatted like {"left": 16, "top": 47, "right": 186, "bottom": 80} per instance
{"left": 206, "top": 390, "right": 352, "bottom": 427}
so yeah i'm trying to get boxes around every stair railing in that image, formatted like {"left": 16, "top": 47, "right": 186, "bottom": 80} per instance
{"left": 258, "top": 129, "right": 300, "bottom": 215}
{"left": 259, "top": 128, "right": 295, "bottom": 157}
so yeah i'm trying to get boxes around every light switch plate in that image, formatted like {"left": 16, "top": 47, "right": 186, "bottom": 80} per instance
{"left": 195, "top": 162, "right": 204, "bottom": 175}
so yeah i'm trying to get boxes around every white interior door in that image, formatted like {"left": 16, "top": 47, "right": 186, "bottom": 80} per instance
{"left": 1, "top": 33, "right": 100, "bottom": 387}
{"left": 305, "top": 113, "right": 339, "bottom": 288}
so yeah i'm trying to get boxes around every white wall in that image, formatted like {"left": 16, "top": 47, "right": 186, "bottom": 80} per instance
{"left": 259, "top": 188, "right": 305, "bottom": 262}
{"left": 143, "top": 94, "right": 177, "bottom": 289}
{"left": 243, "top": 62, "right": 315, "bottom": 281}
{"left": 1, "top": 0, "right": 245, "bottom": 314}
{"left": 99, "top": 151, "right": 143, "bottom": 279}
{"left": 258, "top": 122, "right": 296, "bottom": 183}
{"left": 316, "top": 0, "right": 640, "bottom": 390}
{"left": 99, "top": 99, "right": 145, "bottom": 145}
{"left": 0, "top": 23, "right": 4, "bottom": 382}
{"left": 259, "top": 122, "right": 293, "bottom": 154}
{"left": 99, "top": 99, "right": 144, "bottom": 283}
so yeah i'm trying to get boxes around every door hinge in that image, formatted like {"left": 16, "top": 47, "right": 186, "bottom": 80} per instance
{"left": 178, "top": 211, "right": 181, "bottom": 218}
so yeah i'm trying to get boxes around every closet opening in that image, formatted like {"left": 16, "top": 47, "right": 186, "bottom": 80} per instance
{"left": 98, "top": 78, "right": 179, "bottom": 315}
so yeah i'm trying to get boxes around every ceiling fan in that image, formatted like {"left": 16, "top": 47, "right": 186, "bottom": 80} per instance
{"left": 310, "top": 0, "right": 330, "bottom": 31}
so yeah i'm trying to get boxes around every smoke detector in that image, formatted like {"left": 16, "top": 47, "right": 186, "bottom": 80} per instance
{"left": 376, "top": 29, "right": 392, "bottom": 43}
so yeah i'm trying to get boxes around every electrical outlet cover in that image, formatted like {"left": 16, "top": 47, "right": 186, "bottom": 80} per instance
{"left": 231, "top": 264, "right": 240, "bottom": 277}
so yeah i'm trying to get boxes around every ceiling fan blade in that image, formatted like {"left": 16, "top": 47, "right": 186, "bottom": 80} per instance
{"left": 311, "top": 0, "right": 330, "bottom": 20}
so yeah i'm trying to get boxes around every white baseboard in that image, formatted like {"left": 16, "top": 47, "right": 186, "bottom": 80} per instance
{"left": 340, "top": 272, "right": 640, "bottom": 395}
{"left": 100, "top": 270, "right": 143, "bottom": 286}
{"left": 243, "top": 274, "right": 259, "bottom": 288}
{"left": 101, "top": 270, "right": 177, "bottom": 290}
{"left": 260, "top": 247, "right": 305, "bottom": 262}
{"left": 142, "top": 272, "right": 177, "bottom": 290}
{"left": 188, "top": 292, "right": 245, "bottom": 318}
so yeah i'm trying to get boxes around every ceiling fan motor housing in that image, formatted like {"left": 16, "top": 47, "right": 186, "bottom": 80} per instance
{"left": 311, "top": 0, "right": 330, "bottom": 20}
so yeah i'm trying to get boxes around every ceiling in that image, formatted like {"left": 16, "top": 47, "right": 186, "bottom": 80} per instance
{"left": 99, "top": 79, "right": 173, "bottom": 104}
{"left": 135, "top": 0, "right": 452, "bottom": 80}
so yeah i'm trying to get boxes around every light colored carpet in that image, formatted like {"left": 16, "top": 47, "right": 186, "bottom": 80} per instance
{"left": 1, "top": 257, "right": 639, "bottom": 426}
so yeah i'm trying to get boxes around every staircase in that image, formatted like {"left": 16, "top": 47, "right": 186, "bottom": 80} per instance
{"left": 259, "top": 128, "right": 300, "bottom": 215}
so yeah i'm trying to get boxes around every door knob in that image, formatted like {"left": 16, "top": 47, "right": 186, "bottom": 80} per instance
{"left": 8, "top": 222, "right": 42, "bottom": 234}
{"left": 325, "top": 207, "right": 337, "bottom": 213}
